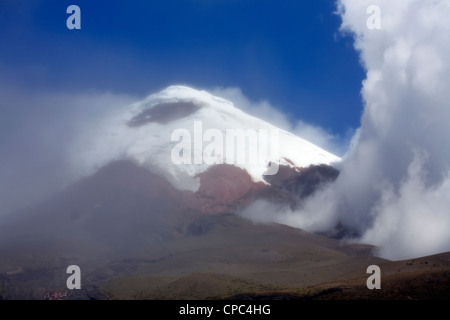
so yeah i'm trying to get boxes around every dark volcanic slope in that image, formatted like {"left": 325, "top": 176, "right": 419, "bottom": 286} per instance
{"left": 0, "top": 160, "right": 332, "bottom": 255}
{"left": 0, "top": 160, "right": 383, "bottom": 299}
{"left": 0, "top": 161, "right": 190, "bottom": 254}
{"left": 85, "top": 214, "right": 386, "bottom": 300}
{"left": 229, "top": 252, "right": 450, "bottom": 300}
{"left": 2, "top": 160, "right": 448, "bottom": 300}
{"left": 0, "top": 161, "right": 264, "bottom": 255}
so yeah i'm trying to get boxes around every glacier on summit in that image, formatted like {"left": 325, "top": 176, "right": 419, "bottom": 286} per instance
{"left": 71, "top": 86, "right": 341, "bottom": 192}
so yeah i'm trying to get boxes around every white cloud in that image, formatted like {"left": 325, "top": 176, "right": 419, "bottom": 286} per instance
{"left": 292, "top": 120, "right": 349, "bottom": 157}
{"left": 240, "top": 183, "right": 339, "bottom": 233}
{"left": 334, "top": 0, "right": 450, "bottom": 259}
{"left": 360, "top": 151, "right": 450, "bottom": 260}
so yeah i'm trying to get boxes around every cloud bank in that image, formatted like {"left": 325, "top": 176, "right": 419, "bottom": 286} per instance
{"left": 337, "top": 0, "right": 450, "bottom": 259}
{"left": 0, "top": 85, "right": 135, "bottom": 216}
{"left": 241, "top": 0, "right": 450, "bottom": 260}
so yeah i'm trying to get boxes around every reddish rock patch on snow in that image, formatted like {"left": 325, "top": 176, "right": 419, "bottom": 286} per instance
{"left": 194, "top": 164, "right": 266, "bottom": 214}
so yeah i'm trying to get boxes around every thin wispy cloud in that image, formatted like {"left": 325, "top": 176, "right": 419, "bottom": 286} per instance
{"left": 212, "top": 87, "right": 350, "bottom": 156}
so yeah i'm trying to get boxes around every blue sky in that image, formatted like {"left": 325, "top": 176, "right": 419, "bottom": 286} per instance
{"left": 0, "top": 0, "right": 364, "bottom": 138}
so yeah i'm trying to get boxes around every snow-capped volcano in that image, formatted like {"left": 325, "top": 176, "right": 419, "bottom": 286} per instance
{"left": 0, "top": 86, "right": 371, "bottom": 301}
{"left": 74, "top": 86, "right": 340, "bottom": 192}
